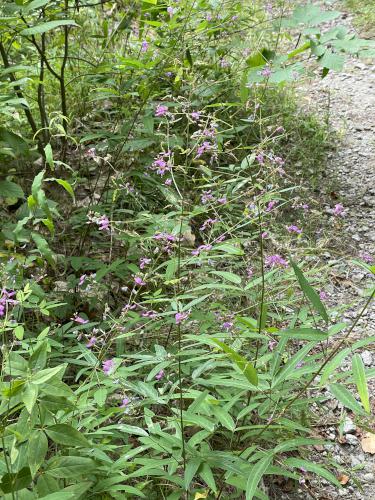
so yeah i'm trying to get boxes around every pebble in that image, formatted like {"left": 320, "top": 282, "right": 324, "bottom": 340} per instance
{"left": 343, "top": 417, "right": 356, "bottom": 434}
{"left": 361, "top": 350, "right": 373, "bottom": 366}
{"left": 345, "top": 434, "right": 359, "bottom": 446}
{"left": 363, "top": 473, "right": 374, "bottom": 482}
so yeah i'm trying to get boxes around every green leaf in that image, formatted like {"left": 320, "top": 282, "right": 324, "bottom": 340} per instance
{"left": 319, "top": 50, "right": 345, "bottom": 71}
{"left": 23, "top": 383, "right": 38, "bottom": 413}
{"left": 45, "top": 424, "right": 90, "bottom": 447}
{"left": 94, "top": 388, "right": 107, "bottom": 407}
{"left": 184, "top": 458, "right": 201, "bottom": 490}
{"left": 277, "top": 328, "right": 328, "bottom": 341}
{"left": 31, "top": 364, "right": 66, "bottom": 384}
{"left": 246, "top": 454, "right": 273, "bottom": 500}
{"left": 290, "top": 260, "right": 329, "bottom": 322}
{"left": 215, "top": 406, "right": 235, "bottom": 431}
{"left": 44, "top": 143, "right": 54, "bottom": 169}
{"left": 14, "top": 325, "right": 24, "bottom": 340}
{"left": 23, "top": 0, "right": 51, "bottom": 13}
{"left": 272, "top": 342, "right": 315, "bottom": 388}
{"left": 46, "top": 456, "right": 95, "bottom": 478}
{"left": 0, "top": 467, "right": 32, "bottom": 494}
{"left": 28, "top": 430, "right": 48, "bottom": 475}
{"left": 213, "top": 339, "right": 258, "bottom": 386}
{"left": 31, "top": 232, "right": 55, "bottom": 265}
{"left": 20, "top": 20, "right": 79, "bottom": 36}
{"left": 319, "top": 348, "right": 350, "bottom": 386}
{"left": 352, "top": 354, "right": 370, "bottom": 414}
{"left": 55, "top": 178, "right": 75, "bottom": 200}
{"left": 284, "top": 457, "right": 341, "bottom": 488}
{"left": 0, "top": 180, "right": 24, "bottom": 199}
{"left": 210, "top": 271, "right": 242, "bottom": 284}
{"left": 329, "top": 383, "right": 366, "bottom": 415}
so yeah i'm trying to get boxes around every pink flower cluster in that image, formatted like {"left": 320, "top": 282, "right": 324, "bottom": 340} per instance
{"left": 0, "top": 289, "right": 17, "bottom": 317}
{"left": 265, "top": 254, "right": 288, "bottom": 268}
{"left": 192, "top": 244, "right": 212, "bottom": 256}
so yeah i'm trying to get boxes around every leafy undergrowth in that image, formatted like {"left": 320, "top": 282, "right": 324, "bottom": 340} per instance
{"left": 0, "top": 1, "right": 374, "bottom": 499}
{"left": 344, "top": 0, "right": 375, "bottom": 37}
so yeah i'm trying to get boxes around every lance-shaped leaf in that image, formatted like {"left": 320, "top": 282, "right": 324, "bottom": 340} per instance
{"left": 213, "top": 339, "right": 258, "bottom": 386}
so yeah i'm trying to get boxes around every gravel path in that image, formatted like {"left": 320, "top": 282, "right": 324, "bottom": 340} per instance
{"left": 281, "top": 4, "right": 375, "bottom": 499}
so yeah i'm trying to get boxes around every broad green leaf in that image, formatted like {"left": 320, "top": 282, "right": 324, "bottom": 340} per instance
{"left": 94, "top": 387, "right": 107, "bottom": 407}
{"left": 55, "top": 178, "right": 75, "bottom": 200}
{"left": 290, "top": 260, "right": 329, "bottom": 322}
{"left": 210, "top": 271, "right": 242, "bottom": 284}
{"left": 213, "top": 339, "right": 258, "bottom": 386}
{"left": 0, "top": 467, "right": 32, "bottom": 494}
{"left": 31, "top": 364, "right": 66, "bottom": 384}
{"left": 0, "top": 180, "right": 24, "bottom": 199}
{"left": 45, "top": 424, "right": 90, "bottom": 447}
{"left": 277, "top": 328, "right": 328, "bottom": 341}
{"left": 23, "top": 0, "right": 51, "bottom": 12}
{"left": 184, "top": 458, "right": 201, "bottom": 490}
{"left": 319, "top": 50, "right": 345, "bottom": 71}
{"left": 20, "top": 20, "right": 79, "bottom": 36}
{"left": 329, "top": 383, "right": 366, "bottom": 415}
{"left": 28, "top": 430, "right": 48, "bottom": 475}
{"left": 352, "top": 354, "right": 370, "bottom": 414}
{"left": 23, "top": 383, "right": 38, "bottom": 413}
{"left": 14, "top": 325, "right": 24, "bottom": 340}
{"left": 46, "top": 456, "right": 95, "bottom": 478}
{"left": 246, "top": 454, "right": 273, "bottom": 500}
{"left": 284, "top": 457, "right": 341, "bottom": 487}
{"left": 215, "top": 406, "right": 235, "bottom": 431}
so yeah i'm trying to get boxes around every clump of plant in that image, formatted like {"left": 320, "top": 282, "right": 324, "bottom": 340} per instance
{"left": 0, "top": 1, "right": 374, "bottom": 499}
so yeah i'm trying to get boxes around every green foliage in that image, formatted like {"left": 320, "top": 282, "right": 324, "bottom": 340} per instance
{"left": 0, "top": 0, "right": 374, "bottom": 498}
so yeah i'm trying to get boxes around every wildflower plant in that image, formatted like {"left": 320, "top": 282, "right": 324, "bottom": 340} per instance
{"left": 0, "top": 0, "right": 374, "bottom": 499}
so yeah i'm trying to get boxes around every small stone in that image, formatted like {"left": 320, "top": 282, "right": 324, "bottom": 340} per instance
{"left": 343, "top": 417, "right": 356, "bottom": 434}
{"left": 345, "top": 434, "right": 359, "bottom": 445}
{"left": 363, "top": 473, "right": 374, "bottom": 482}
{"left": 361, "top": 350, "right": 373, "bottom": 366}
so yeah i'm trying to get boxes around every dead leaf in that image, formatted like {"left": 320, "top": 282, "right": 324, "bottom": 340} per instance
{"left": 361, "top": 432, "right": 375, "bottom": 454}
{"left": 338, "top": 474, "right": 349, "bottom": 485}
{"left": 194, "top": 493, "right": 208, "bottom": 500}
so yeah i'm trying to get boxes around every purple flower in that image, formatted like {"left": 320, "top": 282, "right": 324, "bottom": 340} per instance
{"left": 191, "top": 111, "right": 200, "bottom": 121}
{"left": 71, "top": 314, "right": 89, "bottom": 324}
{"left": 217, "top": 196, "right": 227, "bottom": 205}
{"left": 222, "top": 321, "right": 233, "bottom": 330}
{"left": 98, "top": 215, "right": 110, "bottom": 231}
{"left": 85, "top": 147, "right": 97, "bottom": 158}
{"left": 201, "top": 190, "right": 215, "bottom": 204}
{"left": 360, "top": 253, "right": 373, "bottom": 264}
{"left": 266, "top": 200, "right": 277, "bottom": 212}
{"left": 142, "top": 310, "right": 158, "bottom": 318}
{"left": 86, "top": 336, "right": 97, "bottom": 348}
{"left": 134, "top": 276, "right": 146, "bottom": 286}
{"left": 333, "top": 203, "right": 344, "bottom": 216}
{"left": 191, "top": 244, "right": 212, "bottom": 256}
{"left": 175, "top": 311, "right": 190, "bottom": 324}
{"left": 78, "top": 274, "right": 86, "bottom": 286}
{"left": 120, "top": 397, "right": 130, "bottom": 408}
{"left": 167, "top": 6, "right": 174, "bottom": 16}
{"left": 155, "top": 104, "right": 168, "bottom": 117}
{"left": 102, "top": 359, "right": 115, "bottom": 375}
{"left": 268, "top": 340, "right": 277, "bottom": 351}
{"left": 273, "top": 156, "right": 284, "bottom": 166}
{"left": 261, "top": 231, "right": 268, "bottom": 239}
{"left": 255, "top": 153, "right": 264, "bottom": 164}
{"left": 165, "top": 178, "right": 172, "bottom": 186}
{"left": 265, "top": 254, "right": 288, "bottom": 268}
{"left": 165, "top": 71, "right": 173, "bottom": 77}
{"left": 200, "top": 218, "right": 219, "bottom": 231}
{"left": 0, "top": 289, "right": 17, "bottom": 317}
{"left": 246, "top": 267, "right": 253, "bottom": 278}
{"left": 196, "top": 141, "right": 212, "bottom": 158}
{"left": 139, "top": 257, "right": 151, "bottom": 269}
{"left": 153, "top": 232, "right": 176, "bottom": 242}
{"left": 155, "top": 369, "right": 164, "bottom": 380}
{"left": 287, "top": 225, "right": 302, "bottom": 234}
{"left": 319, "top": 291, "right": 327, "bottom": 301}
{"left": 141, "top": 40, "right": 149, "bottom": 52}
{"left": 260, "top": 66, "right": 272, "bottom": 77}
